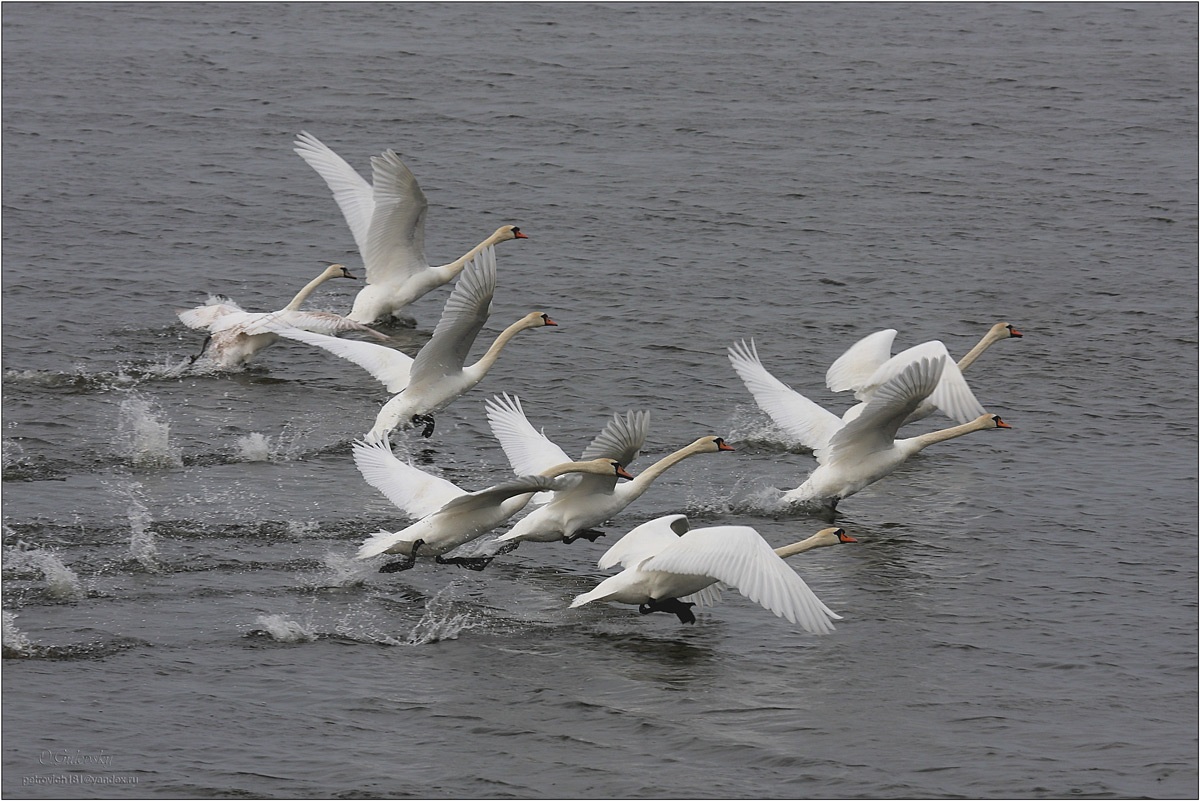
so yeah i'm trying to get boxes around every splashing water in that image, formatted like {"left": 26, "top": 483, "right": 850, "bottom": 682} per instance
{"left": 310, "top": 551, "right": 374, "bottom": 589}
{"left": 253, "top": 614, "right": 318, "bottom": 643}
{"left": 125, "top": 485, "right": 159, "bottom": 570}
{"left": 235, "top": 433, "right": 273, "bottom": 462}
{"left": 115, "top": 393, "right": 182, "bottom": 469}
{"left": 2, "top": 610, "right": 35, "bottom": 656}
{"left": 4, "top": 546, "right": 85, "bottom": 600}
{"left": 407, "top": 585, "right": 478, "bottom": 645}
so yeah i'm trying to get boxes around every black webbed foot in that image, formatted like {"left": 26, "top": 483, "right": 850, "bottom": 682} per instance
{"left": 493, "top": 541, "right": 521, "bottom": 556}
{"left": 563, "top": 528, "right": 605, "bottom": 544}
{"left": 434, "top": 554, "right": 495, "bottom": 571}
{"left": 379, "top": 539, "right": 423, "bottom": 573}
{"left": 411, "top": 414, "right": 436, "bottom": 438}
{"left": 638, "top": 598, "right": 696, "bottom": 624}
{"left": 188, "top": 335, "right": 212, "bottom": 365}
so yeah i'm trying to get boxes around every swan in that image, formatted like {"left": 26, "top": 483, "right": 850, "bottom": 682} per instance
{"left": 826, "top": 322, "right": 1022, "bottom": 424}
{"left": 728, "top": 337, "right": 988, "bottom": 453}
{"left": 294, "top": 131, "right": 528, "bottom": 324}
{"left": 486, "top": 393, "right": 736, "bottom": 548}
{"left": 569, "top": 514, "right": 853, "bottom": 632}
{"left": 351, "top": 437, "right": 633, "bottom": 572}
{"left": 177, "top": 264, "right": 387, "bottom": 369}
{"left": 281, "top": 246, "right": 555, "bottom": 439}
{"left": 756, "top": 355, "right": 1011, "bottom": 508}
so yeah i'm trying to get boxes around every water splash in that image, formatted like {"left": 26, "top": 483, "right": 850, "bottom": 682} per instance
{"left": 3, "top": 546, "right": 85, "bottom": 600}
{"left": 2, "top": 610, "right": 35, "bottom": 657}
{"left": 726, "top": 405, "right": 810, "bottom": 452}
{"left": 115, "top": 392, "right": 182, "bottom": 469}
{"left": 125, "top": 484, "right": 160, "bottom": 570}
{"left": 233, "top": 424, "right": 314, "bottom": 463}
{"left": 253, "top": 614, "right": 318, "bottom": 643}
{"left": 407, "top": 585, "right": 478, "bottom": 645}
{"left": 234, "top": 433, "right": 272, "bottom": 462}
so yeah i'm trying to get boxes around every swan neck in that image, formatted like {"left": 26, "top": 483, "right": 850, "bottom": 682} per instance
{"left": 774, "top": 536, "right": 826, "bottom": 559}
{"left": 955, "top": 331, "right": 1000, "bottom": 371}
{"left": 910, "top": 418, "right": 987, "bottom": 450}
{"left": 624, "top": 443, "right": 703, "bottom": 498}
{"left": 467, "top": 318, "right": 530, "bottom": 376}
{"left": 282, "top": 272, "right": 333, "bottom": 311}
{"left": 439, "top": 231, "right": 504, "bottom": 278}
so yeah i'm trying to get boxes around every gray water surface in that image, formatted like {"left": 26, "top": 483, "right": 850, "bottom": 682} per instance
{"left": 2, "top": 3, "right": 1197, "bottom": 799}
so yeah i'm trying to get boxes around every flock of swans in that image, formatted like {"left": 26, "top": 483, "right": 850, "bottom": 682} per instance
{"left": 177, "top": 132, "right": 1020, "bottom": 636}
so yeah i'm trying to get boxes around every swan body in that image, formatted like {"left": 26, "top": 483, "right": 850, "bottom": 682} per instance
{"left": 353, "top": 245, "right": 555, "bottom": 440}
{"left": 351, "top": 437, "right": 632, "bottom": 566}
{"left": 487, "top": 394, "right": 734, "bottom": 545}
{"left": 294, "top": 131, "right": 527, "bottom": 324}
{"left": 827, "top": 322, "right": 1022, "bottom": 425}
{"left": 777, "top": 356, "right": 1011, "bottom": 506}
{"left": 177, "top": 264, "right": 386, "bottom": 369}
{"left": 570, "top": 514, "right": 852, "bottom": 632}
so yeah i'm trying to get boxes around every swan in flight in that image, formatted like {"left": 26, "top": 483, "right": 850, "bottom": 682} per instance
{"left": 570, "top": 514, "right": 852, "bottom": 632}
{"left": 294, "top": 131, "right": 528, "bottom": 324}
{"left": 177, "top": 264, "right": 386, "bottom": 369}
{"left": 351, "top": 437, "right": 633, "bottom": 572}
{"left": 485, "top": 393, "right": 736, "bottom": 549}
{"left": 730, "top": 351, "right": 1010, "bottom": 509}
{"left": 826, "top": 322, "right": 1022, "bottom": 424}
{"left": 729, "top": 338, "right": 989, "bottom": 453}
{"left": 280, "top": 246, "right": 555, "bottom": 439}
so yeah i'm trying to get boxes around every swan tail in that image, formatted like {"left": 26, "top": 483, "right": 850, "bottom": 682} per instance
{"left": 356, "top": 529, "right": 408, "bottom": 560}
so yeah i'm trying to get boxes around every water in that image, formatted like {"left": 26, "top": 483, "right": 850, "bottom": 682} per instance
{"left": 3, "top": 2, "right": 1196, "bottom": 798}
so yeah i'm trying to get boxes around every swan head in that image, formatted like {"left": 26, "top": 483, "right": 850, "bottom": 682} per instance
{"left": 980, "top": 413, "right": 1012, "bottom": 429}
{"left": 692, "top": 436, "right": 736, "bottom": 453}
{"left": 321, "top": 263, "right": 359, "bottom": 281}
{"left": 493, "top": 225, "right": 529, "bottom": 242}
{"left": 814, "top": 527, "right": 858, "bottom": 546}
{"left": 519, "top": 311, "right": 558, "bottom": 329}
{"left": 988, "top": 322, "right": 1022, "bottom": 340}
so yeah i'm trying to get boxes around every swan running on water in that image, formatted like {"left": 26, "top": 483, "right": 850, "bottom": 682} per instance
{"left": 281, "top": 246, "right": 555, "bottom": 440}
{"left": 484, "top": 393, "right": 735, "bottom": 548}
{"left": 570, "top": 513, "right": 853, "bottom": 632}
{"left": 351, "top": 437, "right": 633, "bottom": 572}
{"left": 294, "top": 131, "right": 528, "bottom": 324}
{"left": 177, "top": 264, "right": 386, "bottom": 369}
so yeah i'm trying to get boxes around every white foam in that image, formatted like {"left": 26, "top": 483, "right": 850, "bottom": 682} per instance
{"left": 2, "top": 610, "right": 35, "bottom": 655}
{"left": 115, "top": 393, "right": 182, "bottom": 469}
{"left": 254, "top": 613, "right": 318, "bottom": 643}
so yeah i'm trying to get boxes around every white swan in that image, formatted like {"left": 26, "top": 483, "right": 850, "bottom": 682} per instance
{"left": 569, "top": 514, "right": 853, "bottom": 632}
{"left": 177, "top": 264, "right": 386, "bottom": 369}
{"left": 741, "top": 354, "right": 1011, "bottom": 508}
{"left": 351, "top": 437, "right": 633, "bottom": 572}
{"left": 827, "top": 322, "right": 1022, "bottom": 424}
{"left": 294, "top": 131, "right": 528, "bottom": 324}
{"left": 486, "top": 393, "right": 736, "bottom": 548}
{"left": 281, "top": 246, "right": 555, "bottom": 439}
{"left": 729, "top": 338, "right": 988, "bottom": 453}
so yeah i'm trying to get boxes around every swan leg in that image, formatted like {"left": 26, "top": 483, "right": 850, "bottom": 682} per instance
{"left": 410, "top": 414, "right": 436, "bottom": 438}
{"left": 188, "top": 335, "right": 212, "bottom": 364}
{"left": 562, "top": 528, "right": 605, "bottom": 544}
{"left": 434, "top": 554, "right": 495, "bottom": 571}
{"left": 493, "top": 541, "right": 520, "bottom": 556}
{"left": 379, "top": 539, "right": 424, "bottom": 573}
{"left": 638, "top": 598, "right": 696, "bottom": 625}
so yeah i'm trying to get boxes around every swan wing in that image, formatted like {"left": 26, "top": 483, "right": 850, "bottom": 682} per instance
{"left": 643, "top": 525, "right": 840, "bottom": 634}
{"left": 865, "top": 341, "right": 985, "bottom": 424}
{"left": 825, "top": 355, "right": 944, "bottom": 463}
{"left": 293, "top": 131, "right": 374, "bottom": 258}
{"left": 278, "top": 328, "right": 414, "bottom": 393}
{"left": 597, "top": 514, "right": 690, "bottom": 571}
{"left": 484, "top": 393, "right": 572, "bottom": 475}
{"left": 177, "top": 300, "right": 245, "bottom": 330}
{"left": 351, "top": 438, "right": 464, "bottom": 519}
{"left": 728, "top": 339, "right": 843, "bottom": 451}
{"left": 826, "top": 328, "right": 897, "bottom": 396}
{"left": 680, "top": 582, "right": 726, "bottom": 608}
{"left": 581, "top": 410, "right": 650, "bottom": 466}
{"left": 239, "top": 310, "right": 388, "bottom": 339}
{"left": 408, "top": 246, "right": 496, "bottom": 384}
{"left": 362, "top": 149, "right": 430, "bottom": 285}
{"left": 436, "top": 475, "right": 563, "bottom": 516}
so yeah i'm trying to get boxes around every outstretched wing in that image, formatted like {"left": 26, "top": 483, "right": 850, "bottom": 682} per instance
{"left": 597, "top": 514, "right": 691, "bottom": 571}
{"left": 279, "top": 328, "right": 414, "bottom": 393}
{"left": 825, "top": 328, "right": 897, "bottom": 397}
{"left": 824, "top": 355, "right": 944, "bottom": 464}
{"left": 863, "top": 341, "right": 985, "bottom": 424}
{"left": 485, "top": 393, "right": 572, "bottom": 476}
{"left": 177, "top": 299, "right": 246, "bottom": 330}
{"left": 408, "top": 246, "right": 496, "bottom": 384}
{"left": 363, "top": 149, "right": 429, "bottom": 285}
{"left": 643, "top": 525, "right": 840, "bottom": 634}
{"left": 294, "top": 131, "right": 375, "bottom": 259}
{"left": 435, "top": 474, "right": 564, "bottom": 516}
{"left": 351, "top": 438, "right": 464, "bottom": 520}
{"left": 728, "top": 339, "right": 843, "bottom": 452}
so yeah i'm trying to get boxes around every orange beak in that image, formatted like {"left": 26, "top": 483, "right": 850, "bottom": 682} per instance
{"left": 542, "top": 315, "right": 558, "bottom": 326}
{"left": 838, "top": 532, "right": 857, "bottom": 543}
{"left": 718, "top": 441, "right": 735, "bottom": 452}
{"left": 1009, "top": 327, "right": 1023, "bottom": 338}
{"left": 615, "top": 465, "right": 634, "bottom": 480}
{"left": 514, "top": 230, "right": 529, "bottom": 239}
{"left": 996, "top": 418, "right": 1012, "bottom": 429}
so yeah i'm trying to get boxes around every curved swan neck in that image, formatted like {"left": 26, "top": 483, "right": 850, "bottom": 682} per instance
{"left": 283, "top": 271, "right": 335, "bottom": 311}
{"left": 622, "top": 442, "right": 705, "bottom": 499}
{"left": 439, "top": 230, "right": 507, "bottom": 280}
{"left": 774, "top": 535, "right": 828, "bottom": 559}
{"left": 956, "top": 330, "right": 1002, "bottom": 372}
{"left": 908, "top": 417, "right": 990, "bottom": 451}
{"left": 466, "top": 317, "right": 534, "bottom": 376}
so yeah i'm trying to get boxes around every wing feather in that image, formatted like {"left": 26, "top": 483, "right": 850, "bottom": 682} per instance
{"left": 293, "top": 131, "right": 375, "bottom": 258}
{"left": 824, "top": 356, "right": 944, "bottom": 464}
{"left": 597, "top": 514, "right": 690, "bottom": 571}
{"left": 351, "top": 438, "right": 464, "bottom": 520}
{"left": 363, "top": 149, "right": 430, "bottom": 284}
{"left": 279, "top": 328, "right": 414, "bottom": 392}
{"left": 825, "top": 329, "right": 897, "bottom": 396}
{"left": 408, "top": 246, "right": 496, "bottom": 384}
{"left": 728, "top": 339, "right": 843, "bottom": 452}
